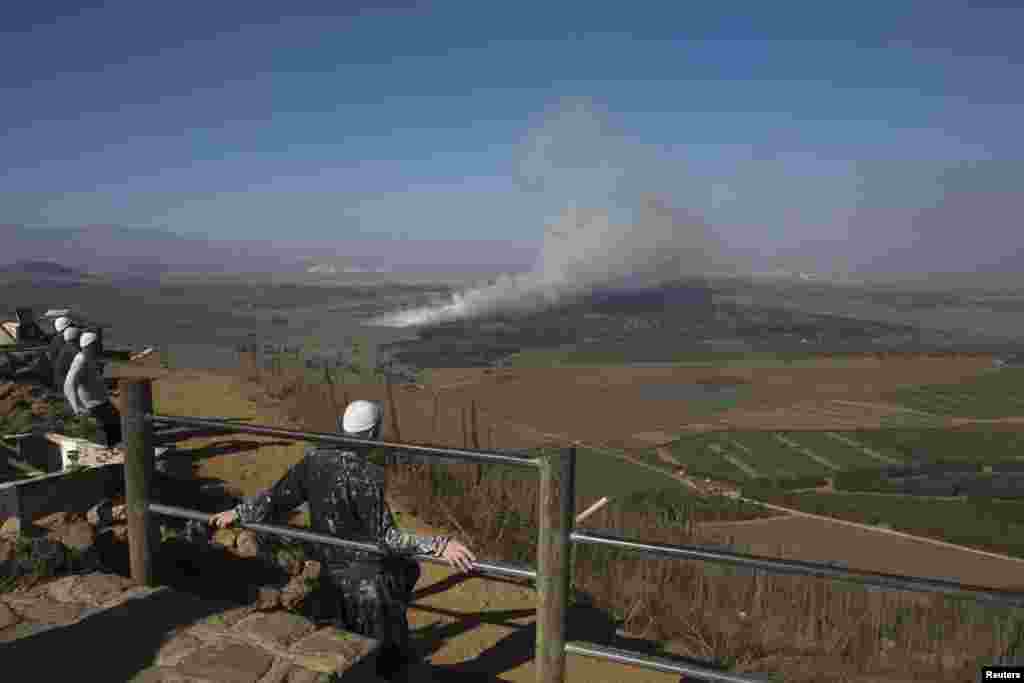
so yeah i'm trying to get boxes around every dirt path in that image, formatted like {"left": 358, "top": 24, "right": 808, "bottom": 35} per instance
{"left": 700, "top": 512, "right": 1024, "bottom": 588}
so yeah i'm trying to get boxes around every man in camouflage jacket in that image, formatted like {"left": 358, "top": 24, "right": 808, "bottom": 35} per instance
{"left": 210, "top": 400, "right": 474, "bottom": 677}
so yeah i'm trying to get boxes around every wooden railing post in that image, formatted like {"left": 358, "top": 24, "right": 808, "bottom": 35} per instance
{"left": 122, "top": 378, "right": 155, "bottom": 586}
{"left": 536, "top": 447, "right": 575, "bottom": 683}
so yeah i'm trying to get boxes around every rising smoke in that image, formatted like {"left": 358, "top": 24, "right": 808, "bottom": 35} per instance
{"left": 367, "top": 99, "right": 741, "bottom": 328}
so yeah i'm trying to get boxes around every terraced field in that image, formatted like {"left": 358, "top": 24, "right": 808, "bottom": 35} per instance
{"left": 775, "top": 431, "right": 879, "bottom": 470}
{"left": 846, "top": 428, "right": 1024, "bottom": 464}
{"left": 665, "top": 434, "right": 751, "bottom": 482}
{"left": 887, "top": 367, "right": 1024, "bottom": 418}
{"left": 728, "top": 431, "right": 831, "bottom": 479}
{"left": 659, "top": 425, "right": 1024, "bottom": 495}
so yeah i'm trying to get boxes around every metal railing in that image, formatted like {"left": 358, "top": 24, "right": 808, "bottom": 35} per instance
{"left": 116, "top": 379, "right": 1024, "bottom": 683}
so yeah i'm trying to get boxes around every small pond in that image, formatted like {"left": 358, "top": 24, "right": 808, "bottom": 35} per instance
{"left": 636, "top": 382, "right": 744, "bottom": 402}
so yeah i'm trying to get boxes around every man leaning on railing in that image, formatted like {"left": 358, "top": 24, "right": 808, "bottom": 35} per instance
{"left": 210, "top": 399, "right": 475, "bottom": 680}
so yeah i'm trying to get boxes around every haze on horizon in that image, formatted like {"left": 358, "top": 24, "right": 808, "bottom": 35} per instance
{"left": 2, "top": 1, "right": 1023, "bottom": 279}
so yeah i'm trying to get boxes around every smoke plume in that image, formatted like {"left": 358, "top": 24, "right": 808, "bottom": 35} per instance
{"left": 368, "top": 100, "right": 740, "bottom": 328}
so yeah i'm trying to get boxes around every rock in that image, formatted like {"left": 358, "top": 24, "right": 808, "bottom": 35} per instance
{"left": 51, "top": 521, "right": 96, "bottom": 552}
{"left": 250, "top": 586, "right": 282, "bottom": 610}
{"left": 259, "top": 660, "right": 325, "bottom": 683}
{"left": 290, "top": 628, "right": 378, "bottom": 675}
{"left": 1, "top": 517, "right": 21, "bottom": 537}
{"left": 235, "top": 611, "right": 316, "bottom": 649}
{"left": 110, "top": 504, "right": 127, "bottom": 523}
{"left": 67, "top": 572, "right": 135, "bottom": 607}
{"left": 45, "top": 576, "right": 81, "bottom": 604}
{"left": 0, "top": 601, "right": 21, "bottom": 630}
{"left": 0, "top": 536, "right": 14, "bottom": 568}
{"left": 35, "top": 511, "right": 74, "bottom": 530}
{"left": 280, "top": 577, "right": 310, "bottom": 611}
{"left": 155, "top": 632, "right": 204, "bottom": 667}
{"left": 177, "top": 642, "right": 276, "bottom": 683}
{"left": 200, "top": 605, "right": 257, "bottom": 629}
{"left": 301, "top": 561, "right": 321, "bottom": 581}
{"left": 13, "top": 599, "right": 86, "bottom": 625}
{"left": 212, "top": 528, "right": 239, "bottom": 550}
{"left": 236, "top": 530, "right": 261, "bottom": 558}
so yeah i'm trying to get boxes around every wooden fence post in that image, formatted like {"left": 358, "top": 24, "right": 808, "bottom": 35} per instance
{"left": 470, "top": 400, "right": 481, "bottom": 449}
{"left": 122, "top": 378, "right": 156, "bottom": 587}
{"left": 536, "top": 447, "right": 575, "bottom": 683}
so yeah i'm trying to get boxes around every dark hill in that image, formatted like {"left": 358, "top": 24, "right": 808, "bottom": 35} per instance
{"left": 2, "top": 260, "right": 82, "bottom": 277}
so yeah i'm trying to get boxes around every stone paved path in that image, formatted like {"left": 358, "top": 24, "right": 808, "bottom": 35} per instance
{"left": 0, "top": 572, "right": 384, "bottom": 682}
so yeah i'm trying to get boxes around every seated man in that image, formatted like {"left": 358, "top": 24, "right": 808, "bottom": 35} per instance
{"left": 211, "top": 400, "right": 475, "bottom": 679}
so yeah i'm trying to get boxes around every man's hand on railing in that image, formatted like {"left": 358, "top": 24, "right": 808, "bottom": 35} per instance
{"left": 210, "top": 509, "right": 240, "bottom": 529}
{"left": 440, "top": 539, "right": 476, "bottom": 573}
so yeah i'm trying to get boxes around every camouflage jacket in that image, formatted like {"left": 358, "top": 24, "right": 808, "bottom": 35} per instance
{"left": 235, "top": 447, "right": 450, "bottom": 572}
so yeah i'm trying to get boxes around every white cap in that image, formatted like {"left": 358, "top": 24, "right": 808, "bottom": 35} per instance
{"left": 54, "top": 316, "right": 71, "bottom": 333}
{"left": 341, "top": 400, "right": 382, "bottom": 434}
{"left": 63, "top": 327, "right": 81, "bottom": 342}
{"left": 80, "top": 331, "right": 99, "bottom": 349}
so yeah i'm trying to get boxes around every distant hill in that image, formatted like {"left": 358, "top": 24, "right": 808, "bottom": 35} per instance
{"left": 1, "top": 260, "right": 82, "bottom": 277}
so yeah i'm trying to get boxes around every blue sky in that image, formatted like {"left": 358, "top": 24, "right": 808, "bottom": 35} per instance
{"left": 3, "top": 1, "right": 1023, "bottom": 273}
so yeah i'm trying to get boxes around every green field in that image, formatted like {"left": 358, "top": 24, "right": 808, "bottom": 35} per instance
{"left": 728, "top": 431, "right": 831, "bottom": 479}
{"left": 750, "top": 490, "right": 1024, "bottom": 559}
{"left": 661, "top": 434, "right": 748, "bottom": 481}
{"left": 506, "top": 347, "right": 895, "bottom": 369}
{"left": 776, "top": 431, "right": 879, "bottom": 470}
{"left": 888, "top": 368, "right": 1024, "bottom": 418}
{"left": 844, "top": 429, "right": 1024, "bottom": 464}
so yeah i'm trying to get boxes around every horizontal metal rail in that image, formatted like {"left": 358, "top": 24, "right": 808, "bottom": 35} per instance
{"left": 565, "top": 642, "right": 768, "bottom": 682}
{"left": 572, "top": 529, "right": 1024, "bottom": 608}
{"left": 0, "top": 345, "right": 49, "bottom": 354}
{"left": 149, "top": 502, "right": 537, "bottom": 581}
{"left": 147, "top": 413, "right": 539, "bottom": 468}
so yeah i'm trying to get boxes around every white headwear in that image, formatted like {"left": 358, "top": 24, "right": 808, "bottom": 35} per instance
{"left": 54, "top": 316, "right": 72, "bottom": 333}
{"left": 63, "top": 326, "right": 81, "bottom": 342}
{"left": 342, "top": 400, "right": 382, "bottom": 434}
{"left": 79, "top": 331, "right": 98, "bottom": 349}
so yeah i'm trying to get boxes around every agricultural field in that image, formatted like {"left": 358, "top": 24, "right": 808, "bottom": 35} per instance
{"left": 774, "top": 431, "right": 882, "bottom": 470}
{"left": 749, "top": 490, "right": 1024, "bottom": 559}
{"left": 724, "top": 431, "right": 831, "bottom": 479}
{"left": 660, "top": 425, "right": 1024, "bottom": 496}
{"left": 846, "top": 428, "right": 1024, "bottom": 464}
{"left": 887, "top": 367, "right": 1024, "bottom": 418}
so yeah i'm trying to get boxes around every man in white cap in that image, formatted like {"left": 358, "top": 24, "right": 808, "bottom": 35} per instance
{"left": 13, "top": 315, "right": 71, "bottom": 384}
{"left": 52, "top": 326, "right": 81, "bottom": 391}
{"left": 64, "top": 330, "right": 122, "bottom": 448}
{"left": 48, "top": 316, "right": 73, "bottom": 358}
{"left": 211, "top": 399, "right": 475, "bottom": 679}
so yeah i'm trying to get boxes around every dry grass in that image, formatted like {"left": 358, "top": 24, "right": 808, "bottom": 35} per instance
{"left": 246, "top": 353, "right": 1024, "bottom": 681}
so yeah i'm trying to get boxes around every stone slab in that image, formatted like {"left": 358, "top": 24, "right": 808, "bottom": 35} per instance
{"left": 0, "top": 574, "right": 380, "bottom": 681}
{"left": 290, "top": 628, "right": 379, "bottom": 675}
{"left": 235, "top": 611, "right": 316, "bottom": 649}
{"left": 176, "top": 642, "right": 276, "bottom": 683}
